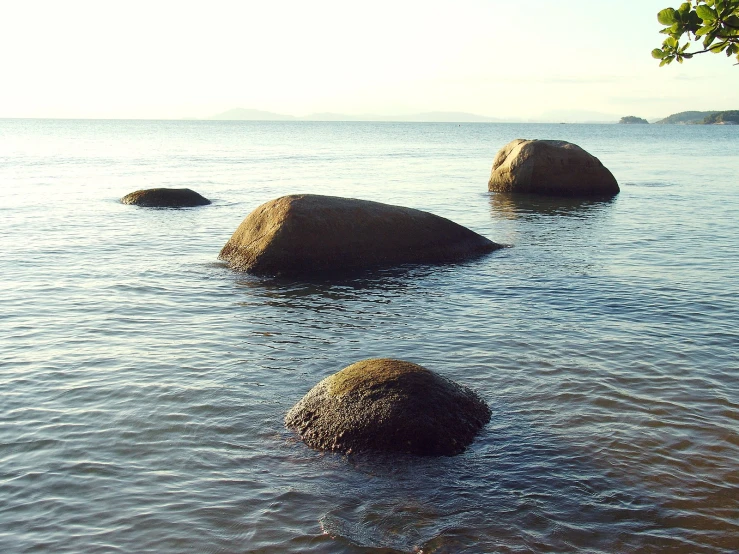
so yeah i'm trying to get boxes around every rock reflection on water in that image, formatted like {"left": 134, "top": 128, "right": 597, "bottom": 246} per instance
{"left": 489, "top": 192, "right": 617, "bottom": 221}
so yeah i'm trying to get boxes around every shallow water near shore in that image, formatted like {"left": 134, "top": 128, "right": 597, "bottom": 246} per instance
{"left": 1, "top": 119, "right": 737, "bottom": 553}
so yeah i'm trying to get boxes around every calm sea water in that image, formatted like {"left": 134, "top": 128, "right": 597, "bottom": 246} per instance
{"left": 0, "top": 119, "right": 737, "bottom": 553}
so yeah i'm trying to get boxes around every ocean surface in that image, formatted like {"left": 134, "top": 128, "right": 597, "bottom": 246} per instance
{"left": 0, "top": 119, "right": 737, "bottom": 553}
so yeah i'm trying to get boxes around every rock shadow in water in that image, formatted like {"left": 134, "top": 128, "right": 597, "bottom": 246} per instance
{"left": 229, "top": 262, "right": 484, "bottom": 314}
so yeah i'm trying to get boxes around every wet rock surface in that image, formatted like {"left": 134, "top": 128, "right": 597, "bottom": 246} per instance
{"left": 219, "top": 194, "right": 501, "bottom": 276}
{"left": 120, "top": 188, "right": 211, "bottom": 207}
{"left": 285, "top": 359, "right": 491, "bottom": 456}
{"left": 488, "top": 139, "right": 619, "bottom": 197}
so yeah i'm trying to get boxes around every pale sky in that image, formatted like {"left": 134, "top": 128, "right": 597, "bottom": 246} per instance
{"left": 1, "top": 0, "right": 737, "bottom": 120}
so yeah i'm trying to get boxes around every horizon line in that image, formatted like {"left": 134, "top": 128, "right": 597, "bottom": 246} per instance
{"left": 0, "top": 116, "right": 624, "bottom": 124}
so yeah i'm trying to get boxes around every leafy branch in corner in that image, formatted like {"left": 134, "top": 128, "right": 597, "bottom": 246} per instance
{"left": 652, "top": 0, "right": 739, "bottom": 65}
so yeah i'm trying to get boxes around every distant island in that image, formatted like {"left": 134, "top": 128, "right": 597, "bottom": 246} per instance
{"left": 619, "top": 116, "right": 649, "bottom": 124}
{"left": 653, "top": 110, "right": 739, "bottom": 125}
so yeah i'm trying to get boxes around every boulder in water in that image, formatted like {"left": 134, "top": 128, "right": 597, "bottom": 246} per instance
{"left": 121, "top": 188, "right": 211, "bottom": 207}
{"left": 488, "top": 139, "right": 619, "bottom": 197}
{"left": 218, "top": 194, "right": 502, "bottom": 276}
{"left": 285, "top": 358, "right": 491, "bottom": 456}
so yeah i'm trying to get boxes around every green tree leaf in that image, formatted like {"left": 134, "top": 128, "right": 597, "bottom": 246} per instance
{"left": 696, "top": 5, "right": 718, "bottom": 20}
{"left": 658, "top": 8, "right": 678, "bottom": 24}
{"left": 703, "top": 30, "right": 718, "bottom": 48}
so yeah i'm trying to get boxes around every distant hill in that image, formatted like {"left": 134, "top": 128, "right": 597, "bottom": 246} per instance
{"left": 210, "top": 108, "right": 297, "bottom": 121}
{"left": 654, "top": 111, "right": 718, "bottom": 124}
{"left": 300, "top": 112, "right": 358, "bottom": 121}
{"left": 395, "top": 111, "right": 501, "bottom": 122}
{"left": 703, "top": 110, "right": 739, "bottom": 125}
{"left": 207, "top": 108, "right": 502, "bottom": 122}
{"left": 653, "top": 110, "right": 739, "bottom": 125}
{"left": 619, "top": 116, "right": 649, "bottom": 124}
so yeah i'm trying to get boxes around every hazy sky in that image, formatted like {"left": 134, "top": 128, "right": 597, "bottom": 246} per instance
{"left": 2, "top": 0, "right": 737, "bottom": 120}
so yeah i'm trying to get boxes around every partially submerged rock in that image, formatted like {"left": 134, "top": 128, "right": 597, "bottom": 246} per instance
{"left": 121, "top": 188, "right": 211, "bottom": 207}
{"left": 285, "top": 359, "right": 491, "bottom": 456}
{"left": 488, "top": 139, "right": 619, "bottom": 197}
{"left": 219, "top": 194, "right": 501, "bottom": 276}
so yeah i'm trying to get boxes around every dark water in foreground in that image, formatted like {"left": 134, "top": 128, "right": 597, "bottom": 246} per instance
{"left": 0, "top": 120, "right": 737, "bottom": 553}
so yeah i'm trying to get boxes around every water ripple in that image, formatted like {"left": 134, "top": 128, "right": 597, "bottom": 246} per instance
{"left": 1, "top": 120, "right": 738, "bottom": 553}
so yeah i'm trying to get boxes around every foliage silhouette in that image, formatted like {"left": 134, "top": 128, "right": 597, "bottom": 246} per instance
{"left": 652, "top": 1, "right": 739, "bottom": 65}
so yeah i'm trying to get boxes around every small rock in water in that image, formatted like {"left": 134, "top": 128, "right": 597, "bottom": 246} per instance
{"left": 488, "top": 139, "right": 619, "bottom": 197}
{"left": 285, "top": 358, "right": 491, "bottom": 456}
{"left": 120, "top": 188, "right": 211, "bottom": 207}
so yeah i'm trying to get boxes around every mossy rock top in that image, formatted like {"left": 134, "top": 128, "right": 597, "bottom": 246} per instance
{"left": 121, "top": 188, "right": 211, "bottom": 207}
{"left": 285, "top": 359, "right": 491, "bottom": 456}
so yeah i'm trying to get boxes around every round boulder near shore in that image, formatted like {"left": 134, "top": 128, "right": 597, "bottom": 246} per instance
{"left": 218, "top": 194, "right": 502, "bottom": 276}
{"left": 285, "top": 359, "right": 491, "bottom": 456}
{"left": 488, "top": 139, "right": 619, "bottom": 197}
{"left": 120, "top": 188, "right": 211, "bottom": 207}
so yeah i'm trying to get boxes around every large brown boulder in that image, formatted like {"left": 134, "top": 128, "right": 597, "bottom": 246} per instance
{"left": 488, "top": 139, "right": 619, "bottom": 196}
{"left": 121, "top": 188, "right": 211, "bottom": 207}
{"left": 219, "top": 194, "right": 501, "bottom": 276}
{"left": 285, "top": 359, "right": 491, "bottom": 456}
